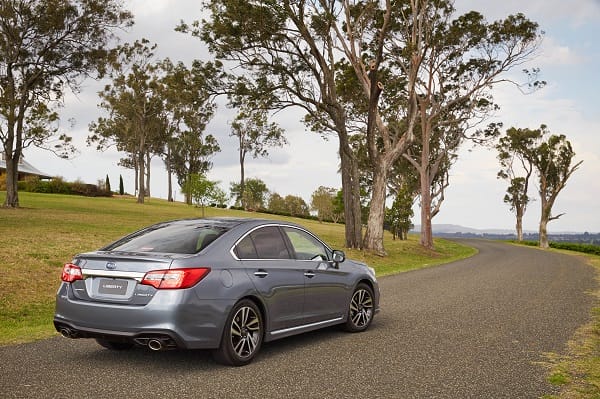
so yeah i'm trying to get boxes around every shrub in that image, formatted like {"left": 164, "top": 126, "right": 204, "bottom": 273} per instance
{"left": 48, "top": 177, "right": 71, "bottom": 194}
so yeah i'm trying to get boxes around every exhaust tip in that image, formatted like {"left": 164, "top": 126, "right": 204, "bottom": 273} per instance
{"left": 147, "top": 339, "right": 163, "bottom": 351}
{"left": 59, "top": 327, "right": 74, "bottom": 338}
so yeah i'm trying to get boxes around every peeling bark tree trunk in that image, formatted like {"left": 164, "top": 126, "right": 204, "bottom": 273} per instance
{"left": 419, "top": 173, "right": 434, "bottom": 249}
{"left": 516, "top": 214, "right": 524, "bottom": 242}
{"left": 539, "top": 211, "right": 549, "bottom": 249}
{"left": 363, "top": 161, "right": 389, "bottom": 255}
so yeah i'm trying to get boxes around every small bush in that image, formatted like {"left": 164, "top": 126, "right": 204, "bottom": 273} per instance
{"left": 47, "top": 177, "right": 71, "bottom": 194}
{"left": 514, "top": 240, "right": 600, "bottom": 256}
{"left": 550, "top": 242, "right": 600, "bottom": 256}
{"left": 16, "top": 177, "right": 111, "bottom": 197}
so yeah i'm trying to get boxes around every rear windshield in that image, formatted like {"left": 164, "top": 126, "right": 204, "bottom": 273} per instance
{"left": 102, "top": 223, "right": 230, "bottom": 254}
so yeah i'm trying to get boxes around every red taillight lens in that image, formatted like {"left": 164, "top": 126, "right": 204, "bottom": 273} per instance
{"left": 61, "top": 263, "right": 83, "bottom": 282}
{"left": 141, "top": 268, "right": 211, "bottom": 289}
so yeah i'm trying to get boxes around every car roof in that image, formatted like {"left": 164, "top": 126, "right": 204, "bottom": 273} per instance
{"left": 159, "top": 217, "right": 302, "bottom": 229}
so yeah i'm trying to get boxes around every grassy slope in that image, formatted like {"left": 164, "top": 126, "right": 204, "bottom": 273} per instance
{"left": 0, "top": 191, "right": 475, "bottom": 345}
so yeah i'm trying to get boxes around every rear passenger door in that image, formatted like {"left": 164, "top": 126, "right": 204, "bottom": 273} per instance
{"left": 234, "top": 226, "right": 306, "bottom": 332}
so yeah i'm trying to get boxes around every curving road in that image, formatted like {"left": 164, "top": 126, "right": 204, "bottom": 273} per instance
{"left": 0, "top": 240, "right": 596, "bottom": 398}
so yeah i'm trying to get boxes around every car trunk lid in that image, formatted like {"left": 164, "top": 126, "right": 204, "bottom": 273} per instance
{"left": 69, "top": 251, "right": 182, "bottom": 305}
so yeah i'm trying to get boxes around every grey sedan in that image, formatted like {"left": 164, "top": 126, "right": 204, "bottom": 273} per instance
{"left": 54, "top": 217, "right": 380, "bottom": 366}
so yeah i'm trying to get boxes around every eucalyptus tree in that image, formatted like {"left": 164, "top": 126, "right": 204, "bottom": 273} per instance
{"left": 158, "top": 59, "right": 224, "bottom": 205}
{"left": 496, "top": 126, "right": 537, "bottom": 241}
{"left": 0, "top": 0, "right": 133, "bottom": 207}
{"left": 388, "top": 3, "right": 542, "bottom": 249}
{"left": 535, "top": 133, "right": 582, "bottom": 248}
{"left": 229, "top": 90, "right": 286, "bottom": 209}
{"left": 88, "top": 40, "right": 164, "bottom": 204}
{"left": 330, "top": 1, "right": 541, "bottom": 250}
{"left": 181, "top": 0, "right": 365, "bottom": 249}
{"left": 496, "top": 125, "right": 582, "bottom": 248}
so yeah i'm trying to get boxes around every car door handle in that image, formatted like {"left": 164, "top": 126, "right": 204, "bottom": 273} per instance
{"left": 304, "top": 271, "right": 315, "bottom": 278}
{"left": 254, "top": 270, "right": 268, "bottom": 278}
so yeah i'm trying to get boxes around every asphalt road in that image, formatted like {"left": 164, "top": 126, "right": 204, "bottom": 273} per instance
{"left": 0, "top": 240, "right": 596, "bottom": 398}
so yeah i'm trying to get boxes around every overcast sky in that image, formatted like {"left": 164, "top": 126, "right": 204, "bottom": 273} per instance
{"left": 24, "top": 0, "right": 600, "bottom": 233}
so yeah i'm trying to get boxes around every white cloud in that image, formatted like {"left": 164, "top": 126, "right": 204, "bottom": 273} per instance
{"left": 538, "top": 37, "right": 586, "bottom": 66}
{"left": 456, "top": 0, "right": 600, "bottom": 25}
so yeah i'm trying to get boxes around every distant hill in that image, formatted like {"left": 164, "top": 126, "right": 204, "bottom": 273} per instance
{"left": 411, "top": 225, "right": 599, "bottom": 245}
{"left": 411, "top": 224, "right": 528, "bottom": 235}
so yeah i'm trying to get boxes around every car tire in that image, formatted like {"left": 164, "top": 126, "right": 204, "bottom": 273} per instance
{"left": 343, "top": 283, "right": 375, "bottom": 333}
{"left": 95, "top": 338, "right": 134, "bottom": 351}
{"left": 213, "top": 299, "right": 264, "bottom": 367}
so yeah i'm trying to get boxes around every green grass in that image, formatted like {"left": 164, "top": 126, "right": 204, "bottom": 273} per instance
{"left": 0, "top": 191, "right": 475, "bottom": 346}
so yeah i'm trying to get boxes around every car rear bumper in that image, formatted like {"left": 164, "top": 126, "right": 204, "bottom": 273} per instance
{"left": 54, "top": 283, "right": 234, "bottom": 349}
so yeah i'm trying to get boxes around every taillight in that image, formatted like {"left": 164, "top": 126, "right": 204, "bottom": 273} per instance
{"left": 141, "top": 268, "right": 211, "bottom": 289}
{"left": 61, "top": 263, "right": 83, "bottom": 282}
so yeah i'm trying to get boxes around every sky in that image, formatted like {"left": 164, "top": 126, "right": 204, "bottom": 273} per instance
{"left": 23, "top": 0, "right": 600, "bottom": 234}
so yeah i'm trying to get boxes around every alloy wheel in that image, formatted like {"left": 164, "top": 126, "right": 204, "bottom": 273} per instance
{"left": 349, "top": 288, "right": 374, "bottom": 329}
{"left": 230, "top": 305, "right": 261, "bottom": 358}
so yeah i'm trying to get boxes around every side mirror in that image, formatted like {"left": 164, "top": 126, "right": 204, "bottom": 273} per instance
{"left": 332, "top": 250, "right": 345, "bottom": 264}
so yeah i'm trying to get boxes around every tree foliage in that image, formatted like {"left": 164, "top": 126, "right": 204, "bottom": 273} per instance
{"left": 385, "top": 187, "right": 415, "bottom": 241}
{"left": 311, "top": 186, "right": 337, "bottom": 223}
{"left": 159, "top": 58, "right": 225, "bottom": 204}
{"left": 88, "top": 39, "right": 165, "bottom": 204}
{"left": 230, "top": 95, "right": 286, "bottom": 209}
{"left": 182, "top": 0, "right": 365, "bottom": 249}
{"left": 497, "top": 125, "right": 582, "bottom": 248}
{"left": 230, "top": 177, "right": 268, "bottom": 210}
{"left": 181, "top": 174, "right": 221, "bottom": 217}
{"left": 0, "top": 0, "right": 133, "bottom": 207}
{"left": 88, "top": 44, "right": 224, "bottom": 205}
{"left": 496, "top": 126, "right": 537, "bottom": 241}
{"left": 189, "top": 0, "right": 542, "bottom": 255}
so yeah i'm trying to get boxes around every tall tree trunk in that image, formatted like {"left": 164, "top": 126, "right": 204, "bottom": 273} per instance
{"left": 3, "top": 151, "right": 19, "bottom": 208}
{"left": 363, "top": 162, "right": 388, "bottom": 255}
{"left": 137, "top": 140, "right": 145, "bottom": 204}
{"left": 134, "top": 156, "right": 139, "bottom": 196}
{"left": 240, "top": 147, "right": 246, "bottom": 209}
{"left": 185, "top": 174, "right": 192, "bottom": 205}
{"left": 539, "top": 201, "right": 551, "bottom": 249}
{"left": 539, "top": 216, "right": 549, "bottom": 249}
{"left": 339, "top": 136, "right": 362, "bottom": 249}
{"left": 420, "top": 179, "right": 434, "bottom": 249}
{"left": 145, "top": 152, "right": 151, "bottom": 198}
{"left": 516, "top": 209, "right": 524, "bottom": 241}
{"left": 166, "top": 146, "right": 173, "bottom": 202}
{"left": 419, "top": 114, "right": 434, "bottom": 250}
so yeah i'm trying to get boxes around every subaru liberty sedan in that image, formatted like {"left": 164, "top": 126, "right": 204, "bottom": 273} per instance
{"left": 54, "top": 218, "right": 380, "bottom": 366}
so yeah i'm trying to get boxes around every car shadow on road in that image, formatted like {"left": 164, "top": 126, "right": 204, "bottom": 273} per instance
{"left": 61, "top": 317, "right": 387, "bottom": 371}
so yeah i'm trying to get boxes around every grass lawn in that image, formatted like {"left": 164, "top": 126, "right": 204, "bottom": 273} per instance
{"left": 0, "top": 191, "right": 476, "bottom": 346}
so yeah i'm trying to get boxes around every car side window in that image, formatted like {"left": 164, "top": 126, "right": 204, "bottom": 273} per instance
{"left": 234, "top": 226, "right": 291, "bottom": 260}
{"left": 282, "top": 227, "right": 328, "bottom": 261}
{"left": 234, "top": 235, "right": 258, "bottom": 259}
